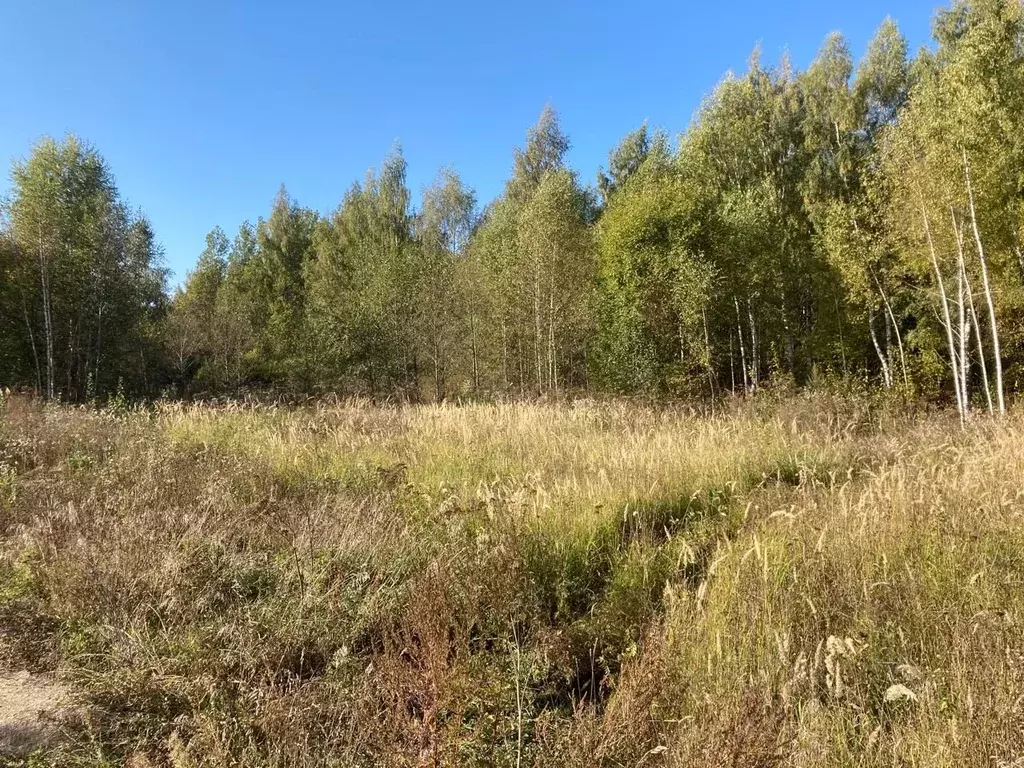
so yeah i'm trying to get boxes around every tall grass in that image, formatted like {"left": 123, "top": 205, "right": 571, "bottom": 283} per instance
{"left": 0, "top": 393, "right": 1019, "bottom": 766}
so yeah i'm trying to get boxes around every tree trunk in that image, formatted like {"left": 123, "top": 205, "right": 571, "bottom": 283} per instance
{"left": 548, "top": 273, "right": 556, "bottom": 395}
{"left": 433, "top": 336, "right": 442, "bottom": 402}
{"left": 21, "top": 291, "right": 42, "bottom": 395}
{"left": 729, "top": 335, "right": 736, "bottom": 394}
{"left": 747, "top": 298, "right": 758, "bottom": 390}
{"left": 702, "top": 306, "right": 715, "bottom": 401}
{"left": 501, "top": 318, "right": 509, "bottom": 391}
{"left": 517, "top": 337, "right": 525, "bottom": 397}
{"left": 869, "top": 267, "right": 907, "bottom": 388}
{"left": 734, "top": 298, "right": 749, "bottom": 393}
{"left": 958, "top": 276, "right": 970, "bottom": 414}
{"left": 94, "top": 302, "right": 104, "bottom": 397}
{"left": 920, "top": 202, "right": 962, "bottom": 417}
{"left": 38, "top": 228, "right": 55, "bottom": 400}
{"left": 952, "top": 210, "right": 969, "bottom": 414}
{"left": 970, "top": 306, "right": 993, "bottom": 414}
{"left": 780, "top": 295, "right": 795, "bottom": 374}
{"left": 835, "top": 297, "right": 848, "bottom": 377}
{"left": 869, "top": 308, "right": 892, "bottom": 388}
{"left": 66, "top": 317, "right": 76, "bottom": 400}
{"left": 963, "top": 147, "right": 1005, "bottom": 414}
{"left": 961, "top": 262, "right": 993, "bottom": 414}
{"left": 470, "top": 314, "right": 480, "bottom": 394}
{"left": 534, "top": 266, "right": 543, "bottom": 395}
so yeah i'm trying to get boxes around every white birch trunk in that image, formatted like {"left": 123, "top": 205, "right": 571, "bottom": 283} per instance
{"left": 702, "top": 306, "right": 715, "bottom": 400}
{"left": 734, "top": 297, "right": 749, "bottom": 393}
{"left": 870, "top": 267, "right": 907, "bottom": 388}
{"left": 970, "top": 306, "right": 993, "bottom": 414}
{"left": 869, "top": 307, "right": 892, "bottom": 388}
{"left": 963, "top": 147, "right": 1005, "bottom": 414}
{"left": 729, "top": 336, "right": 736, "bottom": 394}
{"left": 920, "top": 202, "right": 963, "bottom": 418}
{"left": 21, "top": 292, "right": 43, "bottom": 395}
{"left": 747, "top": 297, "right": 758, "bottom": 391}
{"left": 548, "top": 271, "right": 556, "bottom": 395}
{"left": 38, "top": 228, "right": 55, "bottom": 401}
{"left": 533, "top": 264, "right": 543, "bottom": 395}
{"left": 961, "top": 262, "right": 993, "bottom": 414}
{"left": 952, "top": 210, "right": 969, "bottom": 413}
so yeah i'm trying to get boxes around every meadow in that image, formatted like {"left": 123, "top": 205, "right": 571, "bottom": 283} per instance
{"left": 1, "top": 391, "right": 1023, "bottom": 767}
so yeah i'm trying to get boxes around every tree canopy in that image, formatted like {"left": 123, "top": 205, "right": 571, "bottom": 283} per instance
{"left": 3, "top": 0, "right": 1024, "bottom": 409}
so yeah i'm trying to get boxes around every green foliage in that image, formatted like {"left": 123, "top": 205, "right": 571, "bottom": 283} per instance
{"left": 594, "top": 155, "right": 710, "bottom": 393}
{"left": 305, "top": 148, "right": 417, "bottom": 392}
{"left": 1, "top": 135, "right": 167, "bottom": 400}
{"left": 3, "top": 1, "right": 1024, "bottom": 408}
{"left": 596, "top": 124, "right": 669, "bottom": 206}
{"left": 467, "top": 108, "right": 596, "bottom": 396}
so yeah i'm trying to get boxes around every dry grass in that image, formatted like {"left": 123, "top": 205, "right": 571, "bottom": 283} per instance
{"left": 0, "top": 390, "right": 1021, "bottom": 766}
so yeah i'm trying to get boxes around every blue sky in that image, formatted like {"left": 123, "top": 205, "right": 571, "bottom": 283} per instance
{"left": 1, "top": 0, "right": 937, "bottom": 285}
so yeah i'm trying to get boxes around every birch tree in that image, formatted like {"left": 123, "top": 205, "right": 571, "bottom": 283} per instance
{"left": 412, "top": 168, "right": 476, "bottom": 400}
{"left": 6, "top": 135, "right": 166, "bottom": 400}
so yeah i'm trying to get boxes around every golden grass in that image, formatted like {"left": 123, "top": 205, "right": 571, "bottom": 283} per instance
{"left": 157, "top": 399, "right": 856, "bottom": 516}
{"left": 0, "top": 392, "right": 1021, "bottom": 766}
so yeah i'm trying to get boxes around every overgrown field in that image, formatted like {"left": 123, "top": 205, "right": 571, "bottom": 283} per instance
{"left": 1, "top": 393, "right": 1023, "bottom": 767}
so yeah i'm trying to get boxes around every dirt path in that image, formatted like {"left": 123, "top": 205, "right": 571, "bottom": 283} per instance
{"left": 0, "top": 670, "right": 68, "bottom": 756}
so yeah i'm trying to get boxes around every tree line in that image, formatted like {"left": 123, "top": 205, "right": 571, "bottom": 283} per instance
{"left": 3, "top": 0, "right": 1023, "bottom": 411}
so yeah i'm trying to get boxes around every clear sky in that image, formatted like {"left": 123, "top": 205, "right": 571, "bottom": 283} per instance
{"left": 1, "top": 0, "right": 938, "bottom": 285}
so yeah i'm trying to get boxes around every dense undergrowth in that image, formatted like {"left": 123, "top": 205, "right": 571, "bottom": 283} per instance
{"left": 0, "top": 392, "right": 1022, "bottom": 766}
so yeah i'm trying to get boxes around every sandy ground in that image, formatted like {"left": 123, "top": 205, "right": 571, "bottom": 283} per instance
{"left": 0, "top": 670, "right": 68, "bottom": 756}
